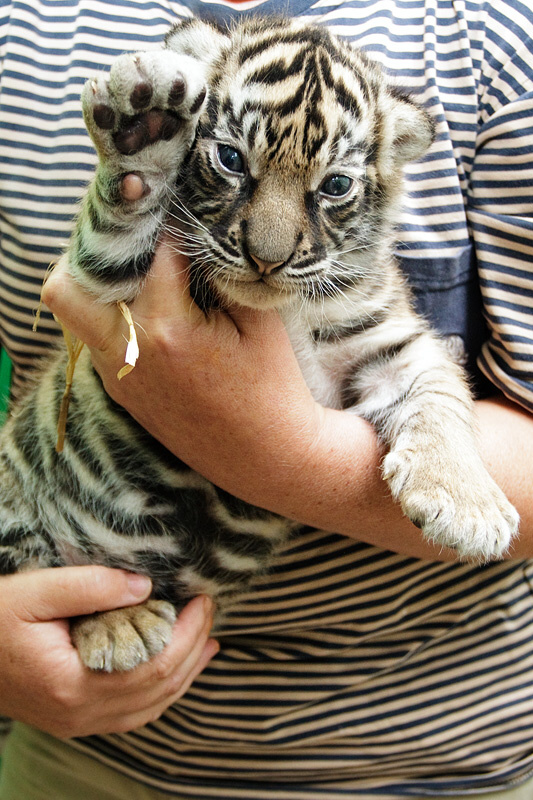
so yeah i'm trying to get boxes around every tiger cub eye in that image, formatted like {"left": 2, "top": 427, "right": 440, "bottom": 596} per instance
{"left": 321, "top": 175, "right": 353, "bottom": 197}
{"left": 217, "top": 144, "right": 245, "bottom": 174}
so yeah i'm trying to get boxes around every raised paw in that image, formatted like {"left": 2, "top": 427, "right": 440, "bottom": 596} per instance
{"left": 82, "top": 50, "right": 207, "bottom": 163}
{"left": 71, "top": 599, "right": 176, "bottom": 672}
{"left": 383, "top": 449, "right": 520, "bottom": 561}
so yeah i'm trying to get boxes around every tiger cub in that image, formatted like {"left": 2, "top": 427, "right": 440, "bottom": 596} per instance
{"left": 0, "top": 17, "right": 519, "bottom": 672}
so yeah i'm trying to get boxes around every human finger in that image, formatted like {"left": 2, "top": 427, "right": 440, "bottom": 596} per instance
{"left": 11, "top": 566, "right": 152, "bottom": 623}
{"left": 124, "top": 616, "right": 219, "bottom": 710}
{"left": 94, "top": 632, "right": 219, "bottom": 735}
{"left": 130, "top": 233, "right": 200, "bottom": 321}
{"left": 41, "top": 254, "right": 124, "bottom": 351}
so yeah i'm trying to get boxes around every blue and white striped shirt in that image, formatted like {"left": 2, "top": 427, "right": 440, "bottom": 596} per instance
{"left": 1, "top": 0, "right": 533, "bottom": 796}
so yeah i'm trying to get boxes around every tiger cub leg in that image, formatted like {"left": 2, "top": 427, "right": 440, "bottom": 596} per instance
{"left": 68, "top": 50, "right": 207, "bottom": 301}
{"left": 59, "top": 53, "right": 206, "bottom": 670}
{"left": 349, "top": 332, "right": 519, "bottom": 561}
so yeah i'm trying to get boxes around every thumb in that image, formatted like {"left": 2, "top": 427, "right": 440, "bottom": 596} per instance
{"left": 227, "top": 302, "right": 289, "bottom": 344}
{"left": 132, "top": 235, "right": 195, "bottom": 321}
{"left": 10, "top": 566, "right": 152, "bottom": 622}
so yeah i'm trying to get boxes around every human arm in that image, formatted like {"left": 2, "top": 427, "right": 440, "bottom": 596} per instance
{"left": 0, "top": 566, "right": 218, "bottom": 738}
{"left": 42, "top": 244, "right": 533, "bottom": 562}
{"left": 41, "top": 13, "right": 533, "bottom": 564}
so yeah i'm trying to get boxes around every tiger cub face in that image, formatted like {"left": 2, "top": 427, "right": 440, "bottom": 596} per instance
{"left": 167, "top": 17, "right": 434, "bottom": 310}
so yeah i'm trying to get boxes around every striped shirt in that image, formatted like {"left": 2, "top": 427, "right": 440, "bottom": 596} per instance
{"left": 1, "top": 0, "right": 533, "bottom": 796}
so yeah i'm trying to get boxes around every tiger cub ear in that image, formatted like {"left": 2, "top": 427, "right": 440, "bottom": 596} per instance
{"left": 165, "top": 18, "right": 230, "bottom": 67}
{"left": 382, "top": 87, "right": 436, "bottom": 167}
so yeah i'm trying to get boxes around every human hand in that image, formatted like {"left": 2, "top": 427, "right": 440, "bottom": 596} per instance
{"left": 0, "top": 567, "right": 218, "bottom": 738}
{"left": 42, "top": 236, "right": 323, "bottom": 510}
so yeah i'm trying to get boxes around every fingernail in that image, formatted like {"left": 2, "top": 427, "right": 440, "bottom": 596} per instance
{"left": 126, "top": 572, "right": 152, "bottom": 598}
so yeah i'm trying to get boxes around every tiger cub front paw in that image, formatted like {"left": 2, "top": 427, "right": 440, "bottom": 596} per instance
{"left": 383, "top": 449, "right": 519, "bottom": 561}
{"left": 71, "top": 599, "right": 176, "bottom": 672}
{"left": 82, "top": 50, "right": 207, "bottom": 170}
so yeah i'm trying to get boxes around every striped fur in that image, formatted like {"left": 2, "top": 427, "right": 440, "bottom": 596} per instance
{"left": 0, "top": 17, "right": 519, "bottom": 672}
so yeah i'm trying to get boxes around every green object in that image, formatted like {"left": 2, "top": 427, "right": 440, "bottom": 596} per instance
{"left": 0, "top": 348, "right": 12, "bottom": 425}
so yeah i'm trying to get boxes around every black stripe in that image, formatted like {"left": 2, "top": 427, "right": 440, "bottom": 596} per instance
{"left": 290, "top": 251, "right": 328, "bottom": 278}
{"left": 246, "top": 117, "right": 260, "bottom": 150}
{"left": 265, "top": 116, "right": 278, "bottom": 150}
{"left": 212, "top": 526, "right": 278, "bottom": 561}
{"left": 93, "top": 173, "right": 122, "bottom": 207}
{"left": 75, "top": 243, "right": 154, "bottom": 284}
{"left": 214, "top": 485, "right": 283, "bottom": 523}
{"left": 303, "top": 107, "right": 327, "bottom": 160}
{"left": 189, "top": 263, "right": 220, "bottom": 313}
{"left": 334, "top": 77, "right": 362, "bottom": 117}
{"left": 275, "top": 78, "right": 307, "bottom": 118}
{"left": 220, "top": 98, "right": 241, "bottom": 137}
{"left": 189, "top": 87, "right": 207, "bottom": 115}
{"left": 365, "top": 109, "right": 384, "bottom": 166}
{"left": 244, "top": 48, "right": 307, "bottom": 86}
{"left": 239, "top": 25, "right": 340, "bottom": 60}
{"left": 0, "top": 550, "right": 22, "bottom": 574}
{"left": 272, "top": 122, "right": 294, "bottom": 151}
{"left": 85, "top": 186, "right": 133, "bottom": 233}
{"left": 238, "top": 34, "right": 280, "bottom": 66}
{"left": 340, "top": 332, "right": 424, "bottom": 409}
{"left": 312, "top": 309, "right": 389, "bottom": 344}
{"left": 321, "top": 218, "right": 346, "bottom": 248}
{"left": 211, "top": 237, "right": 240, "bottom": 259}
{"left": 203, "top": 92, "right": 219, "bottom": 129}
{"left": 0, "top": 525, "right": 37, "bottom": 548}
{"left": 86, "top": 196, "right": 119, "bottom": 234}
{"left": 318, "top": 50, "right": 334, "bottom": 89}
{"left": 358, "top": 332, "right": 424, "bottom": 372}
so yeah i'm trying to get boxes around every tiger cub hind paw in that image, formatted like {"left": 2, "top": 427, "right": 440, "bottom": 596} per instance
{"left": 71, "top": 599, "right": 176, "bottom": 672}
{"left": 82, "top": 50, "right": 207, "bottom": 162}
{"left": 383, "top": 450, "right": 520, "bottom": 562}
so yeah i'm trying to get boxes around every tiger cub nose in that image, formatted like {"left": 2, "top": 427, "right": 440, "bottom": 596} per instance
{"left": 249, "top": 253, "right": 285, "bottom": 276}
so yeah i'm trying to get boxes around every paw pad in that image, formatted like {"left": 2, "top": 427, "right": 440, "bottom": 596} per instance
{"left": 83, "top": 50, "right": 207, "bottom": 161}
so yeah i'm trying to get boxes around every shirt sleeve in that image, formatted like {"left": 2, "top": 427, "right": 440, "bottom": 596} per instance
{"left": 468, "top": 20, "right": 533, "bottom": 411}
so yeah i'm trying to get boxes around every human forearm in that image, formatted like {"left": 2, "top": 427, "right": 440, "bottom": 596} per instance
{"left": 192, "top": 394, "right": 532, "bottom": 561}
{"left": 473, "top": 395, "right": 533, "bottom": 559}
{"left": 42, "top": 246, "right": 531, "bottom": 562}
